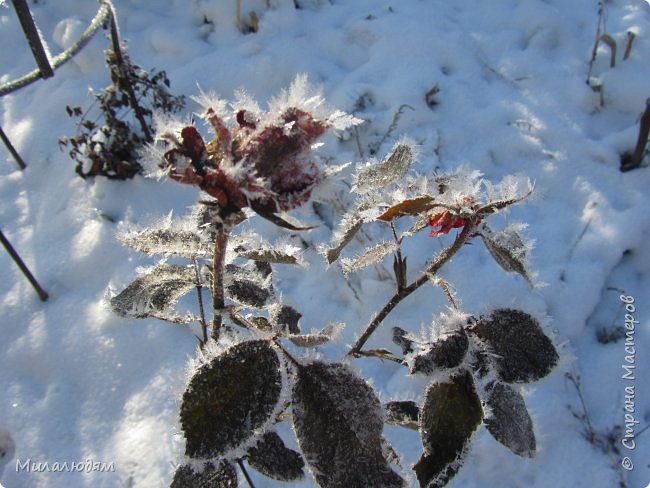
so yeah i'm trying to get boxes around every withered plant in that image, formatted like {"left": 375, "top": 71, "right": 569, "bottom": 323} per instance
{"left": 60, "top": 39, "right": 184, "bottom": 179}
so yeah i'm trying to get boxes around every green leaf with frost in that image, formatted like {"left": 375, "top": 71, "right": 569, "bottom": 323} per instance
{"left": 480, "top": 225, "right": 534, "bottom": 286}
{"left": 171, "top": 460, "right": 237, "bottom": 488}
{"left": 224, "top": 261, "right": 274, "bottom": 309}
{"left": 385, "top": 401, "right": 420, "bottom": 430}
{"left": 180, "top": 340, "right": 282, "bottom": 458}
{"left": 246, "top": 431, "right": 305, "bottom": 482}
{"left": 110, "top": 264, "right": 195, "bottom": 320}
{"left": 353, "top": 142, "right": 415, "bottom": 194}
{"left": 340, "top": 242, "right": 398, "bottom": 276}
{"left": 288, "top": 322, "right": 344, "bottom": 347}
{"left": 321, "top": 213, "right": 364, "bottom": 264}
{"left": 483, "top": 381, "right": 536, "bottom": 457}
{"left": 414, "top": 369, "right": 482, "bottom": 488}
{"left": 468, "top": 309, "right": 558, "bottom": 383}
{"left": 292, "top": 361, "right": 404, "bottom": 487}
{"left": 120, "top": 228, "right": 210, "bottom": 258}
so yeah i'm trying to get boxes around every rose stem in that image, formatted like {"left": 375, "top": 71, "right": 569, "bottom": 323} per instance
{"left": 347, "top": 222, "right": 475, "bottom": 357}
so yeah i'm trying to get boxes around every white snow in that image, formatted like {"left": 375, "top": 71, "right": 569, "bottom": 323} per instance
{"left": 1, "top": 0, "right": 650, "bottom": 487}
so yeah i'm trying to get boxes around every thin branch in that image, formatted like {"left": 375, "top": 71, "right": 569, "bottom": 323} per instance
{"left": 347, "top": 221, "right": 476, "bottom": 357}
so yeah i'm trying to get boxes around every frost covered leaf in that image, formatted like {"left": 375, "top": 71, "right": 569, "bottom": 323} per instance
{"left": 385, "top": 401, "right": 420, "bottom": 430}
{"left": 322, "top": 214, "right": 364, "bottom": 264}
{"left": 170, "top": 460, "right": 237, "bottom": 488}
{"left": 392, "top": 326, "right": 415, "bottom": 355}
{"left": 288, "top": 322, "right": 344, "bottom": 347}
{"left": 292, "top": 361, "right": 404, "bottom": 487}
{"left": 377, "top": 196, "right": 438, "bottom": 222}
{"left": 110, "top": 264, "right": 195, "bottom": 319}
{"left": 410, "top": 330, "right": 469, "bottom": 376}
{"left": 246, "top": 431, "right": 305, "bottom": 482}
{"left": 414, "top": 369, "right": 482, "bottom": 488}
{"left": 483, "top": 381, "right": 536, "bottom": 457}
{"left": 270, "top": 304, "right": 302, "bottom": 334}
{"left": 468, "top": 309, "right": 558, "bottom": 383}
{"left": 120, "top": 228, "right": 210, "bottom": 258}
{"left": 340, "top": 242, "right": 398, "bottom": 276}
{"left": 180, "top": 340, "right": 282, "bottom": 458}
{"left": 353, "top": 142, "right": 415, "bottom": 194}
{"left": 249, "top": 201, "right": 317, "bottom": 231}
{"left": 224, "top": 261, "right": 274, "bottom": 309}
{"left": 235, "top": 247, "right": 304, "bottom": 266}
{"left": 480, "top": 225, "right": 533, "bottom": 286}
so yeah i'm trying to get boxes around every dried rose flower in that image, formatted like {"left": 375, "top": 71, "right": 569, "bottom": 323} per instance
{"left": 156, "top": 76, "right": 360, "bottom": 221}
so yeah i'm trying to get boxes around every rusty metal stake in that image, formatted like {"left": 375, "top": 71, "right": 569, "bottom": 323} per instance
{"left": 0, "top": 125, "right": 27, "bottom": 170}
{"left": 11, "top": 0, "right": 54, "bottom": 79}
{"left": 0, "top": 227, "right": 48, "bottom": 301}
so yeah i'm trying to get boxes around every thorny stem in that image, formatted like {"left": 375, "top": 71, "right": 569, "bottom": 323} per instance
{"left": 347, "top": 221, "right": 476, "bottom": 357}
{"left": 211, "top": 228, "right": 229, "bottom": 341}
{"left": 237, "top": 459, "right": 257, "bottom": 488}
{"left": 192, "top": 257, "right": 208, "bottom": 347}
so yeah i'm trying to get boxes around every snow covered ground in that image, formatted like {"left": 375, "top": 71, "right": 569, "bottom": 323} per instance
{"left": 1, "top": 0, "right": 650, "bottom": 487}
